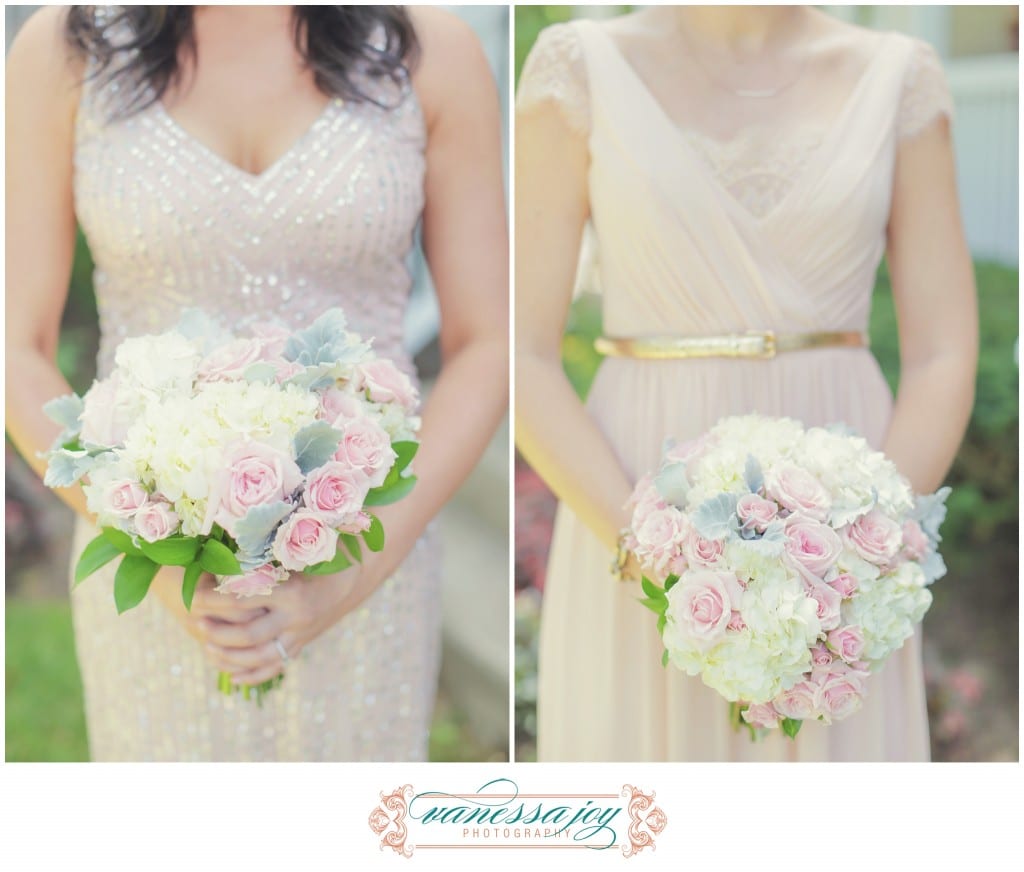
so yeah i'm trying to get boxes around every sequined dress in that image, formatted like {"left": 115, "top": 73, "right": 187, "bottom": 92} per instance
{"left": 68, "top": 23, "right": 441, "bottom": 761}
{"left": 517, "top": 18, "right": 955, "bottom": 761}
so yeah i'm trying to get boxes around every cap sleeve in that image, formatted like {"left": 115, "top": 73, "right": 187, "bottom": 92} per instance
{"left": 897, "top": 38, "right": 955, "bottom": 141}
{"left": 515, "top": 22, "right": 590, "bottom": 136}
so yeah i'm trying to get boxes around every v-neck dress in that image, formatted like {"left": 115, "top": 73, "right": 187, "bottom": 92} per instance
{"left": 67, "top": 14, "right": 441, "bottom": 761}
{"left": 517, "top": 18, "right": 955, "bottom": 761}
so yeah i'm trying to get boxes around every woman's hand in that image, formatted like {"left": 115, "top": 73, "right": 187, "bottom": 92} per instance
{"left": 150, "top": 564, "right": 270, "bottom": 648}
{"left": 198, "top": 564, "right": 372, "bottom": 686}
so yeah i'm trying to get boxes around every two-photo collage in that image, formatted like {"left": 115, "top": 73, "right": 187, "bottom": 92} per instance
{"left": 4, "top": 0, "right": 1017, "bottom": 780}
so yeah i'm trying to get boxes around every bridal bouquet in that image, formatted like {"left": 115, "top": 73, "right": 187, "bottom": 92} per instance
{"left": 42, "top": 308, "right": 420, "bottom": 700}
{"left": 624, "top": 414, "right": 949, "bottom": 739}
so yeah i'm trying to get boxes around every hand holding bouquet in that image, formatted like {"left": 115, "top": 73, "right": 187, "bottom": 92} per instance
{"left": 624, "top": 415, "right": 949, "bottom": 739}
{"left": 43, "top": 308, "right": 420, "bottom": 701}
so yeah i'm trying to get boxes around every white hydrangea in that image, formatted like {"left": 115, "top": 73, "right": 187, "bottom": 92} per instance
{"left": 113, "top": 330, "right": 201, "bottom": 396}
{"left": 122, "top": 380, "right": 319, "bottom": 506}
{"left": 663, "top": 568, "right": 819, "bottom": 703}
{"left": 842, "top": 563, "right": 932, "bottom": 662}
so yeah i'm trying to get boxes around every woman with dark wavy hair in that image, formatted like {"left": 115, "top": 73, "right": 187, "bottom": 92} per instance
{"left": 6, "top": 5, "right": 508, "bottom": 761}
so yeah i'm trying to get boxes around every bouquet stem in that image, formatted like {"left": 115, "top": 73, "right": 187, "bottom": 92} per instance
{"left": 217, "top": 671, "right": 283, "bottom": 706}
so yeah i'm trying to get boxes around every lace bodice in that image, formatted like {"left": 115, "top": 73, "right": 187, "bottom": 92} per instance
{"left": 517, "top": 21, "right": 955, "bottom": 220}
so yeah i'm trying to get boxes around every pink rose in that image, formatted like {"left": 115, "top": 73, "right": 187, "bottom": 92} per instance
{"left": 197, "top": 338, "right": 263, "bottom": 382}
{"left": 817, "top": 665, "right": 867, "bottom": 723}
{"left": 320, "top": 388, "right": 365, "bottom": 425}
{"left": 765, "top": 465, "right": 830, "bottom": 522}
{"left": 727, "top": 610, "right": 746, "bottom": 632}
{"left": 634, "top": 507, "right": 685, "bottom": 577}
{"left": 803, "top": 578, "right": 842, "bottom": 632}
{"left": 216, "top": 563, "right": 289, "bottom": 598}
{"left": 272, "top": 510, "right": 339, "bottom": 571}
{"left": 900, "top": 519, "right": 929, "bottom": 561}
{"left": 827, "top": 571, "right": 858, "bottom": 598}
{"left": 629, "top": 477, "right": 669, "bottom": 522}
{"left": 668, "top": 554, "right": 689, "bottom": 577}
{"left": 842, "top": 509, "right": 902, "bottom": 566}
{"left": 304, "top": 462, "right": 370, "bottom": 525}
{"left": 784, "top": 517, "right": 842, "bottom": 580}
{"left": 333, "top": 416, "right": 396, "bottom": 488}
{"left": 250, "top": 323, "right": 291, "bottom": 359}
{"left": 827, "top": 626, "right": 865, "bottom": 663}
{"left": 79, "top": 374, "right": 134, "bottom": 447}
{"left": 101, "top": 480, "right": 148, "bottom": 518}
{"left": 736, "top": 493, "right": 778, "bottom": 533}
{"left": 337, "top": 511, "right": 372, "bottom": 534}
{"left": 668, "top": 570, "right": 744, "bottom": 651}
{"left": 683, "top": 527, "right": 725, "bottom": 567}
{"left": 742, "top": 703, "right": 781, "bottom": 730}
{"left": 810, "top": 641, "right": 834, "bottom": 668}
{"left": 663, "top": 433, "right": 710, "bottom": 466}
{"left": 772, "top": 681, "right": 819, "bottom": 721}
{"left": 356, "top": 359, "right": 419, "bottom": 412}
{"left": 203, "top": 441, "right": 303, "bottom": 536}
{"left": 134, "top": 501, "right": 179, "bottom": 542}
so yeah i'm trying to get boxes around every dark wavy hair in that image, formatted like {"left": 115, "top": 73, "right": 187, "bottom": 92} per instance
{"left": 64, "top": 5, "right": 419, "bottom": 116}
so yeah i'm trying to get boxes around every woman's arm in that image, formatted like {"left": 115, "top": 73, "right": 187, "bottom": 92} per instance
{"left": 213, "top": 8, "right": 510, "bottom": 684}
{"left": 362, "top": 6, "right": 510, "bottom": 583}
{"left": 882, "top": 116, "right": 978, "bottom": 494}
{"left": 5, "top": 7, "right": 89, "bottom": 516}
{"left": 514, "top": 75, "right": 634, "bottom": 553}
{"left": 5, "top": 8, "right": 270, "bottom": 645}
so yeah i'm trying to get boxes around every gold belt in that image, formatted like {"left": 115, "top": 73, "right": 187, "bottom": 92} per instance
{"left": 593, "top": 330, "right": 867, "bottom": 360}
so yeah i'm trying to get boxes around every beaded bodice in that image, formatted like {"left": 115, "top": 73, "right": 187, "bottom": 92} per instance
{"left": 73, "top": 20, "right": 426, "bottom": 378}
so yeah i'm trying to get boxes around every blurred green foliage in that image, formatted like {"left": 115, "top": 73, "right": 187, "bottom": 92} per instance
{"left": 58, "top": 229, "right": 100, "bottom": 395}
{"left": 5, "top": 601, "right": 89, "bottom": 762}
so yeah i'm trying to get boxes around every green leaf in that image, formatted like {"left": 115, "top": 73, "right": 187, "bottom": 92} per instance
{"left": 305, "top": 539, "right": 352, "bottom": 576}
{"left": 664, "top": 574, "right": 680, "bottom": 592}
{"left": 362, "top": 514, "right": 385, "bottom": 552}
{"left": 392, "top": 441, "right": 419, "bottom": 474}
{"left": 199, "top": 539, "right": 242, "bottom": 576}
{"left": 101, "top": 527, "right": 145, "bottom": 557}
{"left": 363, "top": 474, "right": 416, "bottom": 507}
{"left": 656, "top": 613, "right": 667, "bottom": 635}
{"left": 181, "top": 561, "right": 202, "bottom": 611}
{"left": 781, "top": 717, "right": 803, "bottom": 740}
{"left": 139, "top": 536, "right": 200, "bottom": 566}
{"left": 661, "top": 649, "right": 670, "bottom": 668}
{"left": 339, "top": 533, "right": 363, "bottom": 564}
{"left": 114, "top": 555, "right": 160, "bottom": 614}
{"left": 74, "top": 534, "right": 122, "bottom": 585}
{"left": 638, "top": 596, "right": 666, "bottom": 615}
{"left": 640, "top": 576, "right": 666, "bottom": 601}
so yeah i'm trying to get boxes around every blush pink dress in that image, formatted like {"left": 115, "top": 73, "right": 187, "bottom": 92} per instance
{"left": 517, "top": 17, "right": 955, "bottom": 761}
{"left": 68, "top": 17, "right": 441, "bottom": 761}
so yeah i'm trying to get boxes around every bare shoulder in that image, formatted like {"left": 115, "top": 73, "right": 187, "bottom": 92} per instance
{"left": 407, "top": 6, "right": 494, "bottom": 128}
{"left": 6, "top": 5, "right": 83, "bottom": 109}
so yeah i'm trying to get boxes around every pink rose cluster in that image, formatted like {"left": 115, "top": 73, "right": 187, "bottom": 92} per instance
{"left": 625, "top": 414, "right": 949, "bottom": 738}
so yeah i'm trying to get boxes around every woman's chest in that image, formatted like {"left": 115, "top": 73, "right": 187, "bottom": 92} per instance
{"left": 73, "top": 94, "right": 427, "bottom": 279}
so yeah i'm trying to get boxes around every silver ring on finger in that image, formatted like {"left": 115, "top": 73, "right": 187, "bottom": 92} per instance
{"left": 273, "top": 637, "right": 290, "bottom": 667}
